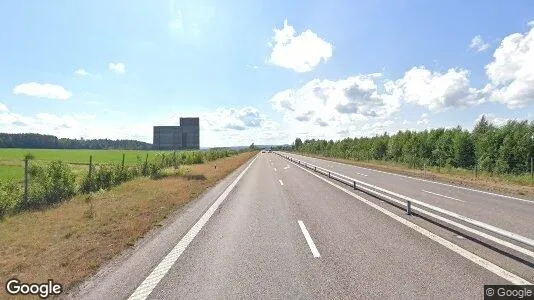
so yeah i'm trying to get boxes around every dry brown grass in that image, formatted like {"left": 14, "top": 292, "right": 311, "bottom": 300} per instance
{"left": 302, "top": 153, "right": 534, "bottom": 199}
{"left": 0, "top": 151, "right": 256, "bottom": 299}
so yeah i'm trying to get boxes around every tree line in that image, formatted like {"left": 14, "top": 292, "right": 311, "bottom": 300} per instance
{"left": 293, "top": 116, "right": 534, "bottom": 175}
{"left": 0, "top": 133, "right": 152, "bottom": 150}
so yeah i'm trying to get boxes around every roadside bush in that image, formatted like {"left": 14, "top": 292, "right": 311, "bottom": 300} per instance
{"left": 95, "top": 164, "right": 114, "bottom": 190}
{"left": 184, "top": 151, "right": 204, "bottom": 164}
{"left": 80, "top": 163, "right": 140, "bottom": 193}
{"left": 148, "top": 162, "right": 162, "bottom": 179}
{"left": 0, "top": 180, "right": 22, "bottom": 218}
{"left": 20, "top": 161, "right": 76, "bottom": 209}
{"left": 111, "top": 163, "right": 126, "bottom": 185}
{"left": 80, "top": 172, "right": 97, "bottom": 193}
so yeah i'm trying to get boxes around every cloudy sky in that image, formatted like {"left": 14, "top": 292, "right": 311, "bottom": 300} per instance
{"left": 0, "top": 1, "right": 533, "bottom": 147}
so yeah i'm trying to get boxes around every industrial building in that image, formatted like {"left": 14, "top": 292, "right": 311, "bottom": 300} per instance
{"left": 153, "top": 117, "right": 199, "bottom": 150}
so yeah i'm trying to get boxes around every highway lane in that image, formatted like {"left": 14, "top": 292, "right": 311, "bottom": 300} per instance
{"left": 73, "top": 152, "right": 530, "bottom": 299}
{"left": 282, "top": 152, "right": 534, "bottom": 240}
{"left": 140, "top": 153, "right": 517, "bottom": 298}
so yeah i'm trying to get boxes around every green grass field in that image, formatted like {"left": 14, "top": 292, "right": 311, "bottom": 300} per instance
{"left": 0, "top": 148, "right": 185, "bottom": 181}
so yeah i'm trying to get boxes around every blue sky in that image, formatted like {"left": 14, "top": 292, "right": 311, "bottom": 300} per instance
{"left": 0, "top": 0, "right": 533, "bottom": 146}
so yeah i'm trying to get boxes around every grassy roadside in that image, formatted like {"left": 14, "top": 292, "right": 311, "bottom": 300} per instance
{"left": 0, "top": 151, "right": 256, "bottom": 298}
{"left": 294, "top": 152, "right": 534, "bottom": 199}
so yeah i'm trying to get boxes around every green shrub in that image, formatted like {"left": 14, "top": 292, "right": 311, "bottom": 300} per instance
{"left": 148, "top": 162, "right": 162, "bottom": 179}
{"left": 80, "top": 172, "right": 97, "bottom": 193}
{"left": 95, "top": 164, "right": 114, "bottom": 190}
{"left": 0, "top": 180, "right": 22, "bottom": 218}
{"left": 111, "top": 163, "right": 126, "bottom": 185}
{"left": 20, "top": 161, "right": 76, "bottom": 209}
{"left": 79, "top": 162, "right": 142, "bottom": 194}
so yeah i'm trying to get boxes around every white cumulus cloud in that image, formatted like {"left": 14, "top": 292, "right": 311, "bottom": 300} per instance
{"left": 469, "top": 35, "right": 490, "bottom": 52}
{"left": 269, "top": 74, "right": 402, "bottom": 140}
{"left": 200, "top": 106, "right": 265, "bottom": 131}
{"left": 108, "top": 62, "right": 126, "bottom": 74}
{"left": 417, "top": 113, "right": 430, "bottom": 125}
{"left": 474, "top": 113, "right": 510, "bottom": 127}
{"left": 12, "top": 82, "right": 72, "bottom": 100}
{"left": 485, "top": 25, "right": 534, "bottom": 108}
{"left": 268, "top": 19, "right": 333, "bottom": 72}
{"left": 169, "top": 106, "right": 284, "bottom": 146}
{"left": 271, "top": 74, "right": 400, "bottom": 121}
{"left": 392, "top": 66, "right": 485, "bottom": 110}
{"left": 0, "top": 102, "right": 8, "bottom": 113}
{"left": 75, "top": 68, "right": 90, "bottom": 76}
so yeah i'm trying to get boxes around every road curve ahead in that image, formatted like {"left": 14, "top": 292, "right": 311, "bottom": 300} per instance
{"left": 74, "top": 153, "right": 528, "bottom": 300}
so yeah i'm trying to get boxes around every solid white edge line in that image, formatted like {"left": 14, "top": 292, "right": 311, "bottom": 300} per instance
{"left": 286, "top": 153, "right": 534, "bottom": 204}
{"left": 288, "top": 158, "right": 531, "bottom": 285}
{"left": 279, "top": 179, "right": 284, "bottom": 186}
{"left": 128, "top": 155, "right": 258, "bottom": 300}
{"left": 298, "top": 220, "right": 321, "bottom": 258}
{"left": 422, "top": 190, "right": 466, "bottom": 203}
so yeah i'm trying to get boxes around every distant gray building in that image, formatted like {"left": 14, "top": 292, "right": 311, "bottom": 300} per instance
{"left": 153, "top": 117, "right": 199, "bottom": 150}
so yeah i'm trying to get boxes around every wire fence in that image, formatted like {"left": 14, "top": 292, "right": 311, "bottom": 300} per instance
{"left": 0, "top": 149, "right": 239, "bottom": 218}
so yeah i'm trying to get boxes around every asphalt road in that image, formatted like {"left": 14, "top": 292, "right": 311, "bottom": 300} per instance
{"left": 282, "top": 152, "right": 534, "bottom": 239}
{"left": 72, "top": 152, "right": 530, "bottom": 300}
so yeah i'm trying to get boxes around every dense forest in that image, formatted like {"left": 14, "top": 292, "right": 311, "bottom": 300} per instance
{"left": 0, "top": 133, "right": 152, "bottom": 150}
{"left": 293, "top": 116, "right": 534, "bottom": 175}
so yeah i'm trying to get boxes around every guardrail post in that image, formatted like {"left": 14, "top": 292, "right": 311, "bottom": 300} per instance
{"left": 314, "top": 166, "right": 317, "bottom": 172}
{"left": 406, "top": 201, "right": 412, "bottom": 215}
{"left": 353, "top": 180, "right": 356, "bottom": 190}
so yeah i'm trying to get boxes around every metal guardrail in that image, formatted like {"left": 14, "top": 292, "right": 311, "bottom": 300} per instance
{"left": 276, "top": 152, "right": 534, "bottom": 255}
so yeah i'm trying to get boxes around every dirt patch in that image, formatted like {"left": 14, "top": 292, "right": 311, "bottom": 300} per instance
{"left": 299, "top": 153, "right": 534, "bottom": 200}
{"left": 0, "top": 152, "right": 256, "bottom": 299}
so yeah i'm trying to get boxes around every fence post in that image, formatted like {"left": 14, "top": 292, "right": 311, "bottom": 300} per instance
{"left": 121, "top": 153, "right": 125, "bottom": 172}
{"left": 88, "top": 155, "right": 93, "bottom": 178}
{"left": 24, "top": 158, "right": 29, "bottom": 203}
{"left": 406, "top": 201, "right": 412, "bottom": 215}
{"left": 424, "top": 163, "right": 426, "bottom": 177}
{"left": 531, "top": 156, "right": 533, "bottom": 185}
{"left": 475, "top": 164, "right": 478, "bottom": 178}
{"left": 144, "top": 153, "right": 149, "bottom": 174}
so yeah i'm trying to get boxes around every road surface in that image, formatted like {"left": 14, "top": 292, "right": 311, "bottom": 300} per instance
{"left": 72, "top": 153, "right": 533, "bottom": 299}
{"left": 281, "top": 152, "right": 534, "bottom": 239}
